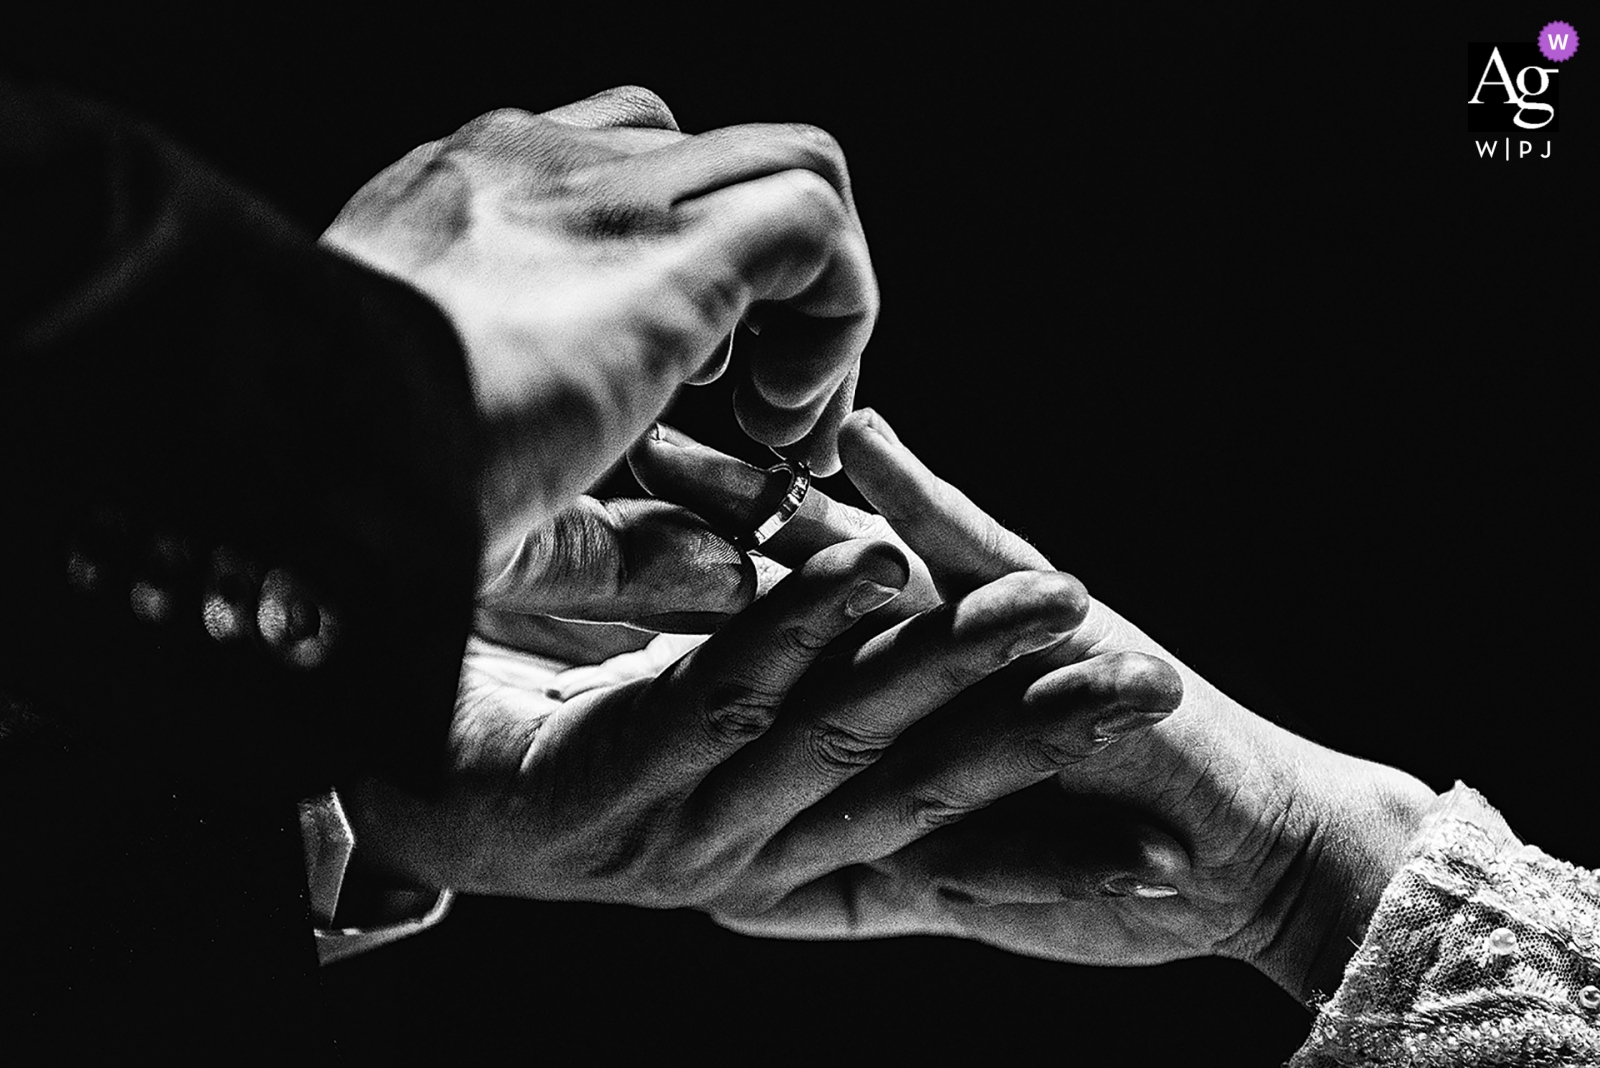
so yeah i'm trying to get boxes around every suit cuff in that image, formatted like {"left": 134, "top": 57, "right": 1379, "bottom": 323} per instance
{"left": 297, "top": 787, "right": 455, "bottom": 965}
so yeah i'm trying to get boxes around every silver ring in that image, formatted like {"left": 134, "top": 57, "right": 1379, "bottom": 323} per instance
{"left": 741, "top": 460, "right": 810, "bottom": 551}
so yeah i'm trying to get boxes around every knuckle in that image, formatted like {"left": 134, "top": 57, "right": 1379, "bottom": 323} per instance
{"left": 783, "top": 122, "right": 846, "bottom": 169}
{"left": 599, "top": 85, "right": 677, "bottom": 129}
{"left": 454, "top": 107, "right": 539, "bottom": 147}
{"left": 1021, "top": 732, "right": 1094, "bottom": 773}
{"left": 807, "top": 722, "right": 889, "bottom": 774}
{"left": 901, "top": 785, "right": 975, "bottom": 831}
{"left": 701, "top": 680, "right": 781, "bottom": 744}
{"left": 774, "top": 168, "right": 846, "bottom": 236}
{"left": 775, "top": 620, "right": 832, "bottom": 662}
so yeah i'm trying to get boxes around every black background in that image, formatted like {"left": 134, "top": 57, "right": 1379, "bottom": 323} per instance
{"left": 4, "top": 3, "right": 1591, "bottom": 1063}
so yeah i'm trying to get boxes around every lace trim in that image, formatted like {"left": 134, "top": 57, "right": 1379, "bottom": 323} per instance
{"left": 1290, "top": 783, "right": 1600, "bottom": 1067}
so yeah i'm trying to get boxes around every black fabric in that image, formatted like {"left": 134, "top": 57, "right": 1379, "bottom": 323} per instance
{"left": 0, "top": 81, "right": 482, "bottom": 1056}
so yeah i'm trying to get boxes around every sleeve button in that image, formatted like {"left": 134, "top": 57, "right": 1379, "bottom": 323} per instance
{"left": 258, "top": 569, "right": 338, "bottom": 669}
{"left": 129, "top": 581, "right": 175, "bottom": 624}
{"left": 202, "top": 548, "right": 260, "bottom": 643}
{"left": 66, "top": 548, "right": 106, "bottom": 593}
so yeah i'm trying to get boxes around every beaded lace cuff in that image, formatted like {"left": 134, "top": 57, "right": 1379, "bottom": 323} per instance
{"left": 1290, "top": 783, "right": 1600, "bottom": 1066}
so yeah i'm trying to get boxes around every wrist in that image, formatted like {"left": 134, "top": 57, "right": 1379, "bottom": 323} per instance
{"left": 1258, "top": 757, "right": 1437, "bottom": 1005}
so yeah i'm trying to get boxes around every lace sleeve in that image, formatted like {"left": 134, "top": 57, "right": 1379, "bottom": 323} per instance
{"left": 1290, "top": 784, "right": 1600, "bottom": 1066}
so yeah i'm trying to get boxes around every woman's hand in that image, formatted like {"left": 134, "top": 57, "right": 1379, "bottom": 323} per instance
{"left": 338, "top": 521, "right": 1184, "bottom": 918}
{"left": 630, "top": 410, "right": 1437, "bottom": 1004}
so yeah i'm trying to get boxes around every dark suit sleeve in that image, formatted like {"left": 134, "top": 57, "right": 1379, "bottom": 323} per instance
{"left": 0, "top": 80, "right": 483, "bottom": 800}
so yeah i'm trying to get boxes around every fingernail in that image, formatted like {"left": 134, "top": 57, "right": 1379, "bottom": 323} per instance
{"left": 857, "top": 407, "right": 903, "bottom": 446}
{"left": 1100, "top": 877, "right": 1180, "bottom": 899}
{"left": 650, "top": 423, "right": 699, "bottom": 449}
{"left": 1091, "top": 706, "right": 1169, "bottom": 743}
{"left": 845, "top": 580, "right": 902, "bottom": 618}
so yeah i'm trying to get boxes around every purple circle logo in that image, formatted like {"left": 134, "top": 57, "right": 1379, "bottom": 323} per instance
{"left": 1539, "top": 21, "right": 1579, "bottom": 62}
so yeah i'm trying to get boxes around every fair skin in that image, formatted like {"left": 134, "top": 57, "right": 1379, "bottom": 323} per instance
{"left": 340, "top": 523, "right": 1186, "bottom": 911}
{"left": 320, "top": 85, "right": 877, "bottom": 575}
{"left": 329, "top": 88, "right": 1184, "bottom": 919}
{"left": 629, "top": 410, "right": 1438, "bottom": 1007}
{"left": 326, "top": 86, "right": 1429, "bottom": 1003}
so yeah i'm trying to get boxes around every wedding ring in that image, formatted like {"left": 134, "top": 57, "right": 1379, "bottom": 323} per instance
{"left": 740, "top": 459, "right": 811, "bottom": 550}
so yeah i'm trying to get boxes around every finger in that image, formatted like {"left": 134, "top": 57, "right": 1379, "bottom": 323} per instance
{"left": 748, "top": 651, "right": 1182, "bottom": 887}
{"left": 687, "top": 569, "right": 1091, "bottom": 836}
{"left": 475, "top": 607, "right": 658, "bottom": 662}
{"left": 629, "top": 423, "right": 939, "bottom": 617}
{"left": 717, "top": 795, "right": 1188, "bottom": 940}
{"left": 539, "top": 85, "right": 681, "bottom": 131}
{"left": 839, "top": 408, "right": 1052, "bottom": 596}
{"left": 630, "top": 422, "right": 810, "bottom": 536}
{"left": 714, "top": 863, "right": 956, "bottom": 941}
{"left": 780, "top": 363, "right": 858, "bottom": 476}
{"left": 478, "top": 496, "right": 754, "bottom": 632}
{"left": 907, "top": 787, "right": 1191, "bottom": 906}
{"left": 732, "top": 305, "right": 861, "bottom": 427}
{"left": 545, "top": 632, "right": 709, "bottom": 701}
{"left": 683, "top": 330, "right": 735, "bottom": 388}
{"left": 594, "top": 121, "right": 859, "bottom": 223}
{"left": 670, "top": 170, "right": 877, "bottom": 461}
{"left": 731, "top": 317, "right": 864, "bottom": 465}
{"left": 620, "top": 538, "right": 910, "bottom": 781}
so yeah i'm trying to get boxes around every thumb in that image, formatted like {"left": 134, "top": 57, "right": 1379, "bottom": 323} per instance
{"left": 477, "top": 496, "right": 756, "bottom": 632}
{"left": 899, "top": 786, "right": 1190, "bottom": 906}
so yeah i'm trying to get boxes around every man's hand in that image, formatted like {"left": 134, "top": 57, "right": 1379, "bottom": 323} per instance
{"left": 322, "top": 86, "right": 877, "bottom": 566}
{"left": 631, "top": 409, "right": 1437, "bottom": 1006}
